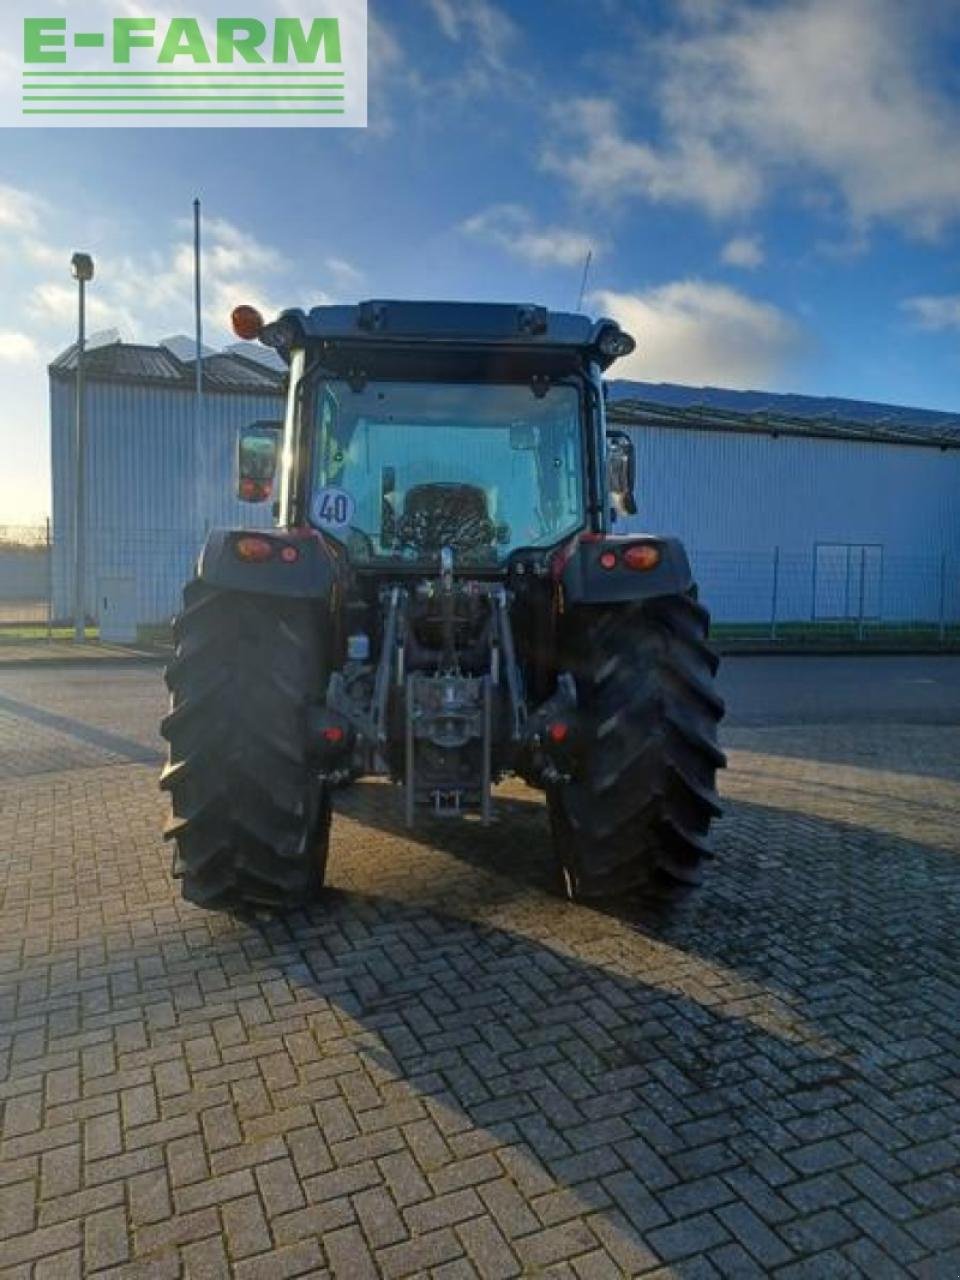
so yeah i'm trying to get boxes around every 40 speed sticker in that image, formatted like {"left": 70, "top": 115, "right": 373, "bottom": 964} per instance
{"left": 311, "top": 487, "right": 356, "bottom": 530}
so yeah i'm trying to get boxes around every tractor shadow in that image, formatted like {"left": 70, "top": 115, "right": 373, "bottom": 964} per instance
{"left": 233, "top": 761, "right": 960, "bottom": 1269}
{"left": 333, "top": 773, "right": 960, "bottom": 1095}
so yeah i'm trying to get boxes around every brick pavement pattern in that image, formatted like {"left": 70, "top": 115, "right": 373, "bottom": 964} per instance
{"left": 1, "top": 668, "right": 959, "bottom": 1277}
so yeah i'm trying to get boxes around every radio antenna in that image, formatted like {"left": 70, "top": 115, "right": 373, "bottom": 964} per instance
{"left": 576, "top": 248, "right": 593, "bottom": 312}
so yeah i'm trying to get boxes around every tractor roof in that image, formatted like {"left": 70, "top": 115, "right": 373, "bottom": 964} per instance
{"left": 270, "top": 299, "right": 634, "bottom": 371}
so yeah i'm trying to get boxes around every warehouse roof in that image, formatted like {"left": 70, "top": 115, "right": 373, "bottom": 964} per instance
{"left": 607, "top": 380, "right": 960, "bottom": 449}
{"left": 49, "top": 339, "right": 285, "bottom": 394}
{"left": 48, "top": 338, "right": 959, "bottom": 447}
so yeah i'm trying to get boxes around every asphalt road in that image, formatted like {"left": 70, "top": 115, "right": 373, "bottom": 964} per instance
{"left": 1, "top": 652, "right": 958, "bottom": 756}
{"left": 1, "top": 651, "right": 955, "bottom": 786}
{"left": 721, "top": 654, "right": 960, "bottom": 725}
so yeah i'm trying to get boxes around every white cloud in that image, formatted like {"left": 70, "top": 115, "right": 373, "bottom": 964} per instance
{"left": 0, "top": 332, "right": 39, "bottom": 364}
{"left": 543, "top": 98, "right": 760, "bottom": 218}
{"left": 592, "top": 280, "right": 805, "bottom": 388}
{"left": 29, "top": 283, "right": 123, "bottom": 332}
{"left": 18, "top": 212, "right": 308, "bottom": 355}
{"left": 546, "top": 0, "right": 960, "bottom": 236}
{"left": 425, "top": 0, "right": 517, "bottom": 69}
{"left": 0, "top": 184, "right": 46, "bottom": 233}
{"left": 461, "top": 204, "right": 600, "bottom": 268}
{"left": 721, "top": 235, "right": 765, "bottom": 268}
{"left": 325, "top": 256, "right": 364, "bottom": 293}
{"left": 902, "top": 294, "right": 960, "bottom": 332}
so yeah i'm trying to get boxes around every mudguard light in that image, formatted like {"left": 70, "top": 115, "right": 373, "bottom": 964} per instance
{"left": 623, "top": 544, "right": 661, "bottom": 571}
{"left": 234, "top": 536, "right": 273, "bottom": 563}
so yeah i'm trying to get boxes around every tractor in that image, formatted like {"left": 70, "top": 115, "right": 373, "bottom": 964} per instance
{"left": 161, "top": 299, "right": 725, "bottom": 911}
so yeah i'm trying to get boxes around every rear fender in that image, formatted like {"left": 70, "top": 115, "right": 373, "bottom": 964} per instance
{"left": 197, "top": 528, "right": 340, "bottom": 599}
{"left": 560, "top": 536, "right": 693, "bottom": 605}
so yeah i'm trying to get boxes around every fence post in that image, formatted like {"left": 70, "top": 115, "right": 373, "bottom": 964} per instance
{"left": 45, "top": 517, "right": 53, "bottom": 644}
{"left": 939, "top": 551, "right": 947, "bottom": 646}
{"left": 770, "top": 546, "right": 780, "bottom": 641}
{"left": 857, "top": 545, "right": 867, "bottom": 642}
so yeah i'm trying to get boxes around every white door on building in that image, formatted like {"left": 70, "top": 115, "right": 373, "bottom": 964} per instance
{"left": 98, "top": 576, "right": 138, "bottom": 643}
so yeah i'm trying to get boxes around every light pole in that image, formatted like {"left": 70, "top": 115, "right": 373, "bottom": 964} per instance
{"left": 71, "top": 252, "right": 94, "bottom": 644}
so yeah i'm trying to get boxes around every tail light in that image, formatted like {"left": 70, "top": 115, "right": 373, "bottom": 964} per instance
{"left": 239, "top": 478, "right": 272, "bottom": 502}
{"left": 234, "top": 536, "right": 274, "bottom": 562}
{"left": 599, "top": 550, "right": 618, "bottom": 570}
{"left": 623, "top": 544, "right": 660, "bottom": 571}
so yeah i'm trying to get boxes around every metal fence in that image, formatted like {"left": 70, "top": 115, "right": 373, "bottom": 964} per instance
{"left": 0, "top": 524, "right": 52, "bottom": 631}
{"left": 2, "top": 525, "right": 960, "bottom": 647}
{"left": 696, "top": 546, "right": 960, "bottom": 644}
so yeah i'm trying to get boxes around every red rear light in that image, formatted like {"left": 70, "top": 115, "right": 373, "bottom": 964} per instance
{"left": 599, "top": 550, "right": 618, "bottom": 570}
{"left": 239, "top": 478, "right": 272, "bottom": 502}
{"left": 234, "top": 536, "right": 274, "bottom": 563}
{"left": 322, "top": 726, "right": 345, "bottom": 744}
{"left": 279, "top": 545, "right": 299, "bottom": 563}
{"left": 623, "top": 544, "right": 661, "bottom": 571}
{"left": 231, "top": 305, "right": 264, "bottom": 341}
{"left": 547, "top": 721, "right": 569, "bottom": 744}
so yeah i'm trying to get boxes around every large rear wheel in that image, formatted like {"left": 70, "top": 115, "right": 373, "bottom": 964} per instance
{"left": 160, "top": 581, "right": 329, "bottom": 912}
{"left": 548, "top": 592, "right": 725, "bottom": 899}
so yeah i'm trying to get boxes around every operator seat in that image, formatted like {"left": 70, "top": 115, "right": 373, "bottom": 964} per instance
{"left": 396, "top": 483, "right": 496, "bottom": 554}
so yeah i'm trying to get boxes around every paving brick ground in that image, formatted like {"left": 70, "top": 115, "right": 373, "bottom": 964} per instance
{"left": 1, "top": 664, "right": 959, "bottom": 1277}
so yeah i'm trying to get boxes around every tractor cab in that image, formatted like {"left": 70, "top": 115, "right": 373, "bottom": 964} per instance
{"left": 234, "top": 299, "right": 638, "bottom": 571}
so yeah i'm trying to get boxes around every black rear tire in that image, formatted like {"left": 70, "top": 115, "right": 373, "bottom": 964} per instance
{"left": 160, "top": 580, "right": 330, "bottom": 912}
{"left": 548, "top": 592, "right": 725, "bottom": 899}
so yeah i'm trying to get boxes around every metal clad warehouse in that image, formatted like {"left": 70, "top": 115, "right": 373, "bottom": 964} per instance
{"left": 609, "top": 386, "right": 960, "bottom": 628}
{"left": 49, "top": 342, "right": 960, "bottom": 629}
{"left": 50, "top": 340, "right": 282, "bottom": 628}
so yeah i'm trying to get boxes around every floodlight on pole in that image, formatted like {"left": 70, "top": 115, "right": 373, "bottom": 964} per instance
{"left": 71, "top": 251, "right": 94, "bottom": 643}
{"left": 71, "top": 252, "right": 94, "bottom": 283}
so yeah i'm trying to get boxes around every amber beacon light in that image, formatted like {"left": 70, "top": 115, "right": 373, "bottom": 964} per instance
{"left": 231, "top": 305, "right": 264, "bottom": 341}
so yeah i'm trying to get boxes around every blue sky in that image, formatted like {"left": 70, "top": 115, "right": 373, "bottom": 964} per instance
{"left": 3, "top": 0, "right": 960, "bottom": 521}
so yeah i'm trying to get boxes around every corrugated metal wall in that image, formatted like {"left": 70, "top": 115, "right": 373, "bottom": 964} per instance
{"left": 50, "top": 376, "right": 960, "bottom": 627}
{"left": 617, "top": 425, "right": 960, "bottom": 623}
{"left": 51, "top": 379, "right": 280, "bottom": 624}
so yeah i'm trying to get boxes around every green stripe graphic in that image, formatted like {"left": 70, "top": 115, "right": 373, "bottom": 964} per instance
{"left": 22, "top": 108, "right": 346, "bottom": 114}
{"left": 24, "top": 95, "right": 345, "bottom": 101}
{"left": 20, "top": 66, "right": 352, "bottom": 118}
{"left": 23, "top": 70, "right": 345, "bottom": 77}
{"left": 23, "top": 86, "right": 343, "bottom": 92}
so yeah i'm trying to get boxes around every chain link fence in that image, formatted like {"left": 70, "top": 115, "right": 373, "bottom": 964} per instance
{"left": 695, "top": 545, "right": 960, "bottom": 646}
{"left": 0, "top": 524, "right": 53, "bottom": 634}
{"left": 2, "top": 525, "right": 959, "bottom": 649}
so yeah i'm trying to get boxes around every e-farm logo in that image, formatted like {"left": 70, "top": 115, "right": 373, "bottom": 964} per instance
{"left": 2, "top": 2, "right": 366, "bottom": 127}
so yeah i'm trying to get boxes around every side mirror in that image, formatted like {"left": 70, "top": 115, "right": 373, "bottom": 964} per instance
{"left": 238, "top": 422, "right": 282, "bottom": 503}
{"left": 606, "top": 430, "right": 637, "bottom": 518}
